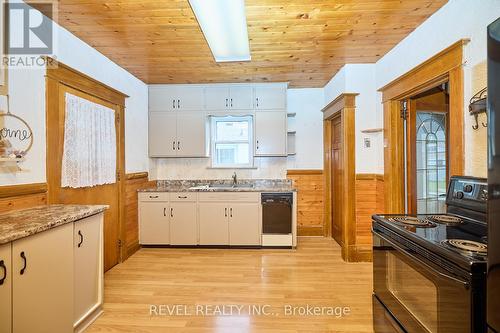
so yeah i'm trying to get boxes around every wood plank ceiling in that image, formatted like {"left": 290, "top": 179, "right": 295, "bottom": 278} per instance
{"left": 49, "top": 0, "right": 447, "bottom": 87}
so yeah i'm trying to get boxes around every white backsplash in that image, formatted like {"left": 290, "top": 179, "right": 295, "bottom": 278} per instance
{"left": 150, "top": 157, "right": 288, "bottom": 180}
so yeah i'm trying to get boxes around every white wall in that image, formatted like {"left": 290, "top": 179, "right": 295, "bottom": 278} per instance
{"left": 286, "top": 88, "right": 324, "bottom": 170}
{"left": 323, "top": 64, "right": 383, "bottom": 174}
{"left": 375, "top": 0, "right": 500, "bottom": 177}
{"left": 0, "top": 4, "right": 149, "bottom": 186}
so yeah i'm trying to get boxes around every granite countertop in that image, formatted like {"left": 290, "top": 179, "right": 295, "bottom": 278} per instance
{"left": 0, "top": 204, "right": 108, "bottom": 245}
{"left": 138, "top": 179, "right": 296, "bottom": 193}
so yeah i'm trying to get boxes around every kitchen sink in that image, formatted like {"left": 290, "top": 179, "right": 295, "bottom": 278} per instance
{"left": 209, "top": 184, "right": 255, "bottom": 189}
{"left": 188, "top": 184, "right": 255, "bottom": 190}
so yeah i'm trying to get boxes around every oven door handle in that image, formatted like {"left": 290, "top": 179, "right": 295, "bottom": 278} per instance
{"left": 375, "top": 232, "right": 470, "bottom": 289}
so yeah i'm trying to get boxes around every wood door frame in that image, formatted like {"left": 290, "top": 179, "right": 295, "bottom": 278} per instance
{"left": 379, "top": 40, "right": 467, "bottom": 214}
{"left": 45, "top": 59, "right": 128, "bottom": 263}
{"left": 322, "top": 93, "right": 357, "bottom": 260}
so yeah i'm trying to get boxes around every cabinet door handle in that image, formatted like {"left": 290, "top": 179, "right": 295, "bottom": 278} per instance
{"left": 149, "top": 195, "right": 159, "bottom": 199}
{"left": 225, "top": 207, "right": 228, "bottom": 217}
{"left": 256, "top": 140, "right": 259, "bottom": 150}
{"left": 230, "top": 208, "right": 233, "bottom": 218}
{"left": 178, "top": 195, "right": 188, "bottom": 199}
{"left": 225, "top": 98, "right": 228, "bottom": 107}
{"left": 20, "top": 251, "right": 27, "bottom": 275}
{"left": 230, "top": 98, "right": 233, "bottom": 108}
{"left": 78, "top": 230, "right": 84, "bottom": 248}
{"left": 256, "top": 97, "right": 259, "bottom": 108}
{"left": 173, "top": 99, "right": 176, "bottom": 109}
{"left": 163, "top": 207, "right": 166, "bottom": 217}
{"left": 170, "top": 208, "right": 174, "bottom": 218}
{"left": 173, "top": 141, "right": 176, "bottom": 151}
{"left": 0, "top": 260, "right": 6, "bottom": 285}
{"left": 178, "top": 99, "right": 180, "bottom": 109}
{"left": 177, "top": 141, "right": 180, "bottom": 150}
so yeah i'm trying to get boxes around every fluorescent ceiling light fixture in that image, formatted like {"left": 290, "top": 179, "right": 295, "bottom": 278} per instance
{"left": 189, "top": 0, "right": 251, "bottom": 62}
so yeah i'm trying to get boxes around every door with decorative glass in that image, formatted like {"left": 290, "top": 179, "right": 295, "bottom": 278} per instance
{"left": 404, "top": 85, "right": 449, "bottom": 215}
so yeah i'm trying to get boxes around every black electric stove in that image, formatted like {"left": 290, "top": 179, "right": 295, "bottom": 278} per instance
{"left": 372, "top": 176, "right": 488, "bottom": 333}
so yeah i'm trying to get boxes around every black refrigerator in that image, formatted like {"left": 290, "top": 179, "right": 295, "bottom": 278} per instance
{"left": 488, "top": 17, "right": 500, "bottom": 333}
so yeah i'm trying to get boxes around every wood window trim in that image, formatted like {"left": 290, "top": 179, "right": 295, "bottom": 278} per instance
{"left": 379, "top": 39, "right": 467, "bottom": 214}
{"left": 322, "top": 93, "right": 357, "bottom": 260}
{"left": 45, "top": 58, "right": 128, "bottom": 264}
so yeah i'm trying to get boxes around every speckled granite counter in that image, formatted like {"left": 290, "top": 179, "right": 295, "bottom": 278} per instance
{"left": 138, "top": 179, "right": 296, "bottom": 193}
{"left": 0, "top": 204, "right": 108, "bottom": 245}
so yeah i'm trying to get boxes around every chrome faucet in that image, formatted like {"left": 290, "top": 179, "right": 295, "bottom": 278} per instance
{"left": 232, "top": 172, "right": 237, "bottom": 186}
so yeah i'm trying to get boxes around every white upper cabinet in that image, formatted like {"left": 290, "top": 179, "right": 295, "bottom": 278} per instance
{"left": 176, "top": 87, "right": 205, "bottom": 110}
{"left": 149, "top": 86, "right": 204, "bottom": 111}
{"left": 205, "top": 87, "right": 230, "bottom": 110}
{"left": 254, "top": 86, "right": 287, "bottom": 110}
{"left": 255, "top": 111, "right": 287, "bottom": 156}
{"left": 176, "top": 112, "right": 208, "bottom": 157}
{"left": 149, "top": 87, "right": 178, "bottom": 112}
{"left": 205, "top": 86, "right": 254, "bottom": 110}
{"left": 149, "top": 112, "right": 177, "bottom": 157}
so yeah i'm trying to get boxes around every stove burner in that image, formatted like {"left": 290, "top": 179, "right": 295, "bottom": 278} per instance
{"left": 427, "top": 215, "right": 464, "bottom": 225}
{"left": 442, "top": 239, "right": 487, "bottom": 255}
{"left": 389, "top": 216, "right": 436, "bottom": 228}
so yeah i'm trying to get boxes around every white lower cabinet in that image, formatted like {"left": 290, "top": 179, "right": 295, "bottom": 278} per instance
{"left": 139, "top": 192, "right": 261, "bottom": 247}
{"left": 0, "top": 243, "right": 12, "bottom": 333}
{"left": 228, "top": 203, "right": 261, "bottom": 246}
{"left": 199, "top": 203, "right": 229, "bottom": 245}
{"left": 74, "top": 214, "right": 103, "bottom": 332}
{"left": 170, "top": 201, "right": 198, "bottom": 245}
{"left": 12, "top": 223, "right": 74, "bottom": 333}
{"left": 139, "top": 201, "right": 170, "bottom": 245}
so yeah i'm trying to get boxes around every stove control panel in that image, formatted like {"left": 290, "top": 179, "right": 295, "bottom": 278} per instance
{"left": 447, "top": 176, "right": 487, "bottom": 212}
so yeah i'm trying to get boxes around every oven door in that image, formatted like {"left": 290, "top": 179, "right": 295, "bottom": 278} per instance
{"left": 373, "top": 231, "right": 472, "bottom": 333}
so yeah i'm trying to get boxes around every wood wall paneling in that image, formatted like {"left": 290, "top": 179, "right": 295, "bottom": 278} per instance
{"left": 30, "top": 1, "right": 447, "bottom": 87}
{"left": 124, "top": 172, "right": 155, "bottom": 259}
{"left": 0, "top": 183, "right": 48, "bottom": 213}
{"left": 286, "top": 169, "right": 324, "bottom": 236}
{"left": 379, "top": 40, "right": 467, "bottom": 215}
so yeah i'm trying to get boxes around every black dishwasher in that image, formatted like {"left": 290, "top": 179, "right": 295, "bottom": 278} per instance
{"left": 261, "top": 193, "right": 293, "bottom": 234}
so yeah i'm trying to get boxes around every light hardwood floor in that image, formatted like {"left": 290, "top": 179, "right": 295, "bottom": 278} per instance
{"left": 86, "top": 237, "right": 373, "bottom": 332}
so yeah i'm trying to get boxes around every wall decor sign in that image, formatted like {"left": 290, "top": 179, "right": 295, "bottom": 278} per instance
{"left": 0, "top": 95, "right": 33, "bottom": 159}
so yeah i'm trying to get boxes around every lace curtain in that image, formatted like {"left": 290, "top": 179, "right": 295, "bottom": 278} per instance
{"left": 61, "top": 93, "right": 117, "bottom": 188}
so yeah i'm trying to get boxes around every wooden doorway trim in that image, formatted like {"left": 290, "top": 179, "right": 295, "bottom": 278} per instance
{"left": 45, "top": 60, "right": 128, "bottom": 270}
{"left": 379, "top": 39, "right": 468, "bottom": 214}
{"left": 322, "top": 93, "right": 357, "bottom": 260}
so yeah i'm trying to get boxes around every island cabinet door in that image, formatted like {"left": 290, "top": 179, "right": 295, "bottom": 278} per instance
{"left": 199, "top": 203, "right": 229, "bottom": 245}
{"left": 229, "top": 203, "right": 261, "bottom": 246}
{"left": 170, "top": 202, "right": 198, "bottom": 245}
{"left": 74, "top": 213, "right": 103, "bottom": 328}
{"left": 0, "top": 242, "right": 12, "bottom": 333}
{"left": 12, "top": 223, "right": 74, "bottom": 333}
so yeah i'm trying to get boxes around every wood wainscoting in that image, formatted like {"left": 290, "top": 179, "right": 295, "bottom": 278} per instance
{"left": 354, "top": 174, "right": 385, "bottom": 261}
{"left": 286, "top": 169, "right": 324, "bottom": 236}
{"left": 124, "top": 172, "right": 155, "bottom": 259}
{"left": 0, "top": 183, "right": 48, "bottom": 213}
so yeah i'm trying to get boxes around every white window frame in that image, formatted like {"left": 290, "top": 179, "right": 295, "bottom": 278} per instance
{"left": 210, "top": 115, "right": 254, "bottom": 168}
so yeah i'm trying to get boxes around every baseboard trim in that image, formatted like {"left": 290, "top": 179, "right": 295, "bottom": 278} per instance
{"left": 298, "top": 226, "right": 324, "bottom": 236}
{"left": 342, "top": 244, "right": 372, "bottom": 262}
